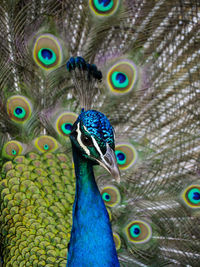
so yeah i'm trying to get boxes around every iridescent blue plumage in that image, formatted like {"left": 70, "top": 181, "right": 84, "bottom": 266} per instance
{"left": 76, "top": 110, "right": 115, "bottom": 150}
{"left": 67, "top": 109, "right": 120, "bottom": 266}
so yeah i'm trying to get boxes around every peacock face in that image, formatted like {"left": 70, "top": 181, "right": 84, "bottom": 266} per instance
{"left": 70, "top": 110, "right": 120, "bottom": 182}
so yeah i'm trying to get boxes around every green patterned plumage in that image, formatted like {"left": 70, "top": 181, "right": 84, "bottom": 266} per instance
{"left": 0, "top": 0, "right": 200, "bottom": 266}
{"left": 0, "top": 152, "right": 75, "bottom": 266}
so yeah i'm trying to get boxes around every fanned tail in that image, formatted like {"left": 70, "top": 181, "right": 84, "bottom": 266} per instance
{"left": 0, "top": 0, "right": 200, "bottom": 266}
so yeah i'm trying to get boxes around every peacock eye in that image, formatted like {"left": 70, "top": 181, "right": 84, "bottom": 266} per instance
{"left": 107, "top": 60, "right": 137, "bottom": 94}
{"left": 125, "top": 220, "right": 152, "bottom": 244}
{"left": 115, "top": 143, "right": 137, "bottom": 170}
{"left": 56, "top": 112, "right": 78, "bottom": 137}
{"left": 34, "top": 135, "right": 59, "bottom": 153}
{"left": 89, "top": 0, "right": 120, "bottom": 17}
{"left": 101, "top": 186, "right": 121, "bottom": 207}
{"left": 33, "top": 34, "right": 62, "bottom": 71}
{"left": 38, "top": 48, "right": 56, "bottom": 66}
{"left": 7, "top": 95, "right": 32, "bottom": 123}
{"left": 182, "top": 185, "right": 200, "bottom": 208}
{"left": 113, "top": 233, "right": 121, "bottom": 251}
{"left": 2, "top": 140, "right": 23, "bottom": 159}
{"left": 81, "top": 135, "right": 93, "bottom": 147}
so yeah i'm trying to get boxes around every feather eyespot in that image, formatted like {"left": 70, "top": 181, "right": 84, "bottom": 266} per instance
{"left": 182, "top": 185, "right": 200, "bottom": 208}
{"left": 113, "top": 233, "right": 121, "bottom": 251}
{"left": 56, "top": 112, "right": 78, "bottom": 136}
{"left": 107, "top": 60, "right": 137, "bottom": 94}
{"left": 115, "top": 150, "right": 126, "bottom": 165}
{"left": 2, "top": 141, "right": 23, "bottom": 159}
{"left": 101, "top": 186, "right": 121, "bottom": 207}
{"left": 115, "top": 143, "right": 137, "bottom": 170}
{"left": 125, "top": 220, "right": 152, "bottom": 244}
{"left": 7, "top": 96, "right": 32, "bottom": 123}
{"left": 61, "top": 123, "right": 73, "bottom": 135}
{"left": 89, "top": 0, "right": 120, "bottom": 16}
{"left": 38, "top": 48, "right": 57, "bottom": 66}
{"left": 34, "top": 136, "right": 59, "bottom": 153}
{"left": 33, "top": 34, "right": 62, "bottom": 70}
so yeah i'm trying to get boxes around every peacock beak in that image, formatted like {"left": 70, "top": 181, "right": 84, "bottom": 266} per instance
{"left": 99, "top": 143, "right": 120, "bottom": 183}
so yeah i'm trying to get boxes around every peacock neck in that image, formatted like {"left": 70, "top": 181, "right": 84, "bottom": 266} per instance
{"left": 67, "top": 144, "right": 120, "bottom": 267}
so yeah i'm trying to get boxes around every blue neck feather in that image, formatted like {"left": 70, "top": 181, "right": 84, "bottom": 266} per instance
{"left": 67, "top": 144, "right": 120, "bottom": 267}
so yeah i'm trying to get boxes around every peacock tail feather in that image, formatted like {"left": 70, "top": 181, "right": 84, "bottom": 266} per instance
{"left": 0, "top": 0, "right": 200, "bottom": 266}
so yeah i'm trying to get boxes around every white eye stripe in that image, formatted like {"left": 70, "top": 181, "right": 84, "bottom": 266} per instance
{"left": 77, "top": 124, "right": 105, "bottom": 158}
{"left": 76, "top": 123, "right": 90, "bottom": 156}
{"left": 83, "top": 125, "right": 90, "bottom": 134}
{"left": 91, "top": 136, "right": 103, "bottom": 157}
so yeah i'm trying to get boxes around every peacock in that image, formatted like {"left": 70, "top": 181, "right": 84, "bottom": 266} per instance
{"left": 0, "top": 0, "right": 200, "bottom": 266}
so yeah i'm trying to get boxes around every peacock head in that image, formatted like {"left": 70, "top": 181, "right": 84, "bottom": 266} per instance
{"left": 70, "top": 110, "right": 120, "bottom": 182}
